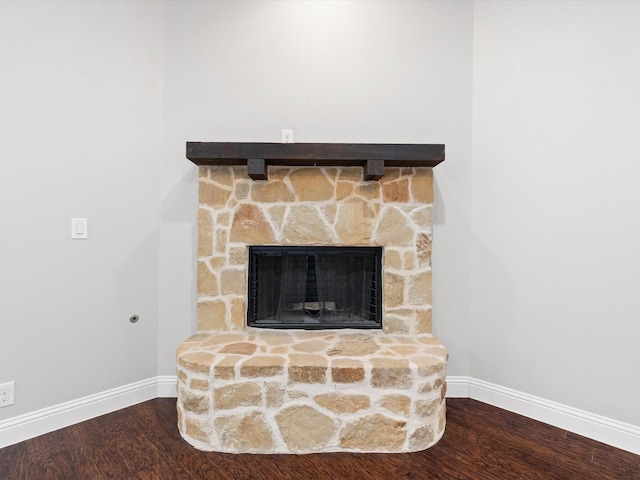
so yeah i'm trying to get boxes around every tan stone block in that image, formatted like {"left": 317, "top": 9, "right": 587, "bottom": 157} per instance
{"left": 289, "top": 168, "right": 334, "bottom": 201}
{"left": 282, "top": 205, "right": 336, "bottom": 244}
{"left": 177, "top": 369, "right": 188, "bottom": 383}
{"left": 331, "top": 359, "right": 365, "bottom": 383}
{"left": 321, "top": 203, "right": 337, "bottom": 224}
{"left": 214, "top": 382, "right": 262, "bottom": 410}
{"left": 414, "top": 356, "right": 446, "bottom": 377}
{"left": 209, "top": 256, "right": 225, "bottom": 269}
{"left": 415, "top": 397, "right": 442, "bottom": 418}
{"left": 335, "top": 198, "right": 376, "bottom": 245}
{"left": 177, "top": 351, "right": 215, "bottom": 375}
{"left": 197, "top": 301, "right": 227, "bottom": 331}
{"left": 216, "top": 212, "right": 231, "bottom": 226}
{"left": 384, "top": 316, "right": 409, "bottom": 334}
{"left": 211, "top": 166, "right": 234, "bottom": 187}
{"left": 288, "top": 354, "right": 327, "bottom": 384}
{"left": 197, "top": 261, "right": 218, "bottom": 296}
{"left": 240, "top": 356, "right": 285, "bottom": 377}
{"left": 374, "top": 207, "right": 414, "bottom": 246}
{"left": 265, "top": 382, "right": 284, "bottom": 407}
{"left": 190, "top": 378, "right": 209, "bottom": 391}
{"left": 390, "top": 345, "right": 418, "bottom": 355}
{"left": 292, "top": 340, "right": 327, "bottom": 353}
{"left": 379, "top": 168, "right": 401, "bottom": 182}
{"left": 220, "top": 268, "right": 246, "bottom": 296}
{"left": 337, "top": 168, "right": 361, "bottom": 182}
{"left": 230, "top": 297, "right": 245, "bottom": 330}
{"left": 198, "top": 208, "right": 213, "bottom": 257}
{"left": 185, "top": 415, "right": 211, "bottom": 443}
{"left": 336, "top": 181, "right": 353, "bottom": 200}
{"left": 182, "top": 390, "right": 210, "bottom": 414}
{"left": 214, "top": 228, "right": 227, "bottom": 254}
{"left": 339, "top": 414, "right": 406, "bottom": 451}
{"left": 384, "top": 250, "right": 402, "bottom": 270}
{"left": 416, "top": 308, "right": 432, "bottom": 334}
{"left": 200, "top": 182, "right": 232, "bottom": 208}
{"left": 416, "top": 336, "right": 442, "bottom": 346}
{"left": 355, "top": 183, "right": 380, "bottom": 200}
{"left": 323, "top": 168, "right": 338, "bottom": 181}
{"left": 403, "top": 251, "right": 415, "bottom": 270}
{"left": 259, "top": 331, "right": 294, "bottom": 345}
{"left": 408, "top": 424, "right": 434, "bottom": 451}
{"left": 220, "top": 342, "right": 257, "bottom": 355}
{"left": 251, "top": 181, "right": 295, "bottom": 203}
{"left": 370, "top": 358, "right": 412, "bottom": 389}
{"left": 382, "top": 178, "right": 410, "bottom": 203}
{"left": 275, "top": 406, "right": 337, "bottom": 452}
{"left": 235, "top": 181, "right": 250, "bottom": 200}
{"left": 411, "top": 168, "right": 433, "bottom": 203}
{"left": 384, "top": 272, "right": 405, "bottom": 308}
{"left": 380, "top": 394, "right": 411, "bottom": 416}
{"left": 215, "top": 412, "right": 275, "bottom": 453}
{"left": 267, "top": 205, "right": 287, "bottom": 232}
{"left": 229, "top": 204, "right": 275, "bottom": 244}
{"left": 314, "top": 393, "right": 370, "bottom": 414}
{"left": 416, "top": 232, "right": 432, "bottom": 266}
{"left": 327, "top": 334, "right": 380, "bottom": 356}
{"left": 409, "top": 270, "right": 432, "bottom": 305}
{"left": 202, "top": 333, "right": 245, "bottom": 346}
{"left": 268, "top": 167, "right": 289, "bottom": 181}
{"left": 214, "top": 355, "right": 241, "bottom": 380}
{"left": 270, "top": 346, "right": 288, "bottom": 354}
{"left": 228, "top": 246, "right": 246, "bottom": 265}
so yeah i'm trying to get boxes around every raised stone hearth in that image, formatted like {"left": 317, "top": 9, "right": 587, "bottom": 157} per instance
{"left": 177, "top": 329, "right": 447, "bottom": 453}
{"left": 178, "top": 143, "right": 446, "bottom": 454}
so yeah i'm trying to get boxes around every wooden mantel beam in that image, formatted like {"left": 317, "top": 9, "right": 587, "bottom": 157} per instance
{"left": 186, "top": 142, "right": 445, "bottom": 180}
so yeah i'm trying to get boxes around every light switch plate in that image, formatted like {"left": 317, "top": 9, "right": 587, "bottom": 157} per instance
{"left": 71, "top": 218, "right": 88, "bottom": 239}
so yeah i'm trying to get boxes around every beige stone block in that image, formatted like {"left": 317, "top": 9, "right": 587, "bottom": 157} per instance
{"left": 214, "top": 382, "right": 262, "bottom": 410}
{"left": 411, "top": 168, "right": 434, "bottom": 203}
{"left": 335, "top": 198, "right": 376, "bottom": 245}
{"left": 384, "top": 250, "right": 402, "bottom": 270}
{"left": 202, "top": 333, "right": 245, "bottom": 346}
{"left": 384, "top": 272, "right": 405, "bottom": 308}
{"left": 177, "top": 351, "right": 215, "bottom": 375}
{"left": 267, "top": 205, "right": 287, "bottom": 232}
{"left": 416, "top": 232, "right": 432, "bottom": 266}
{"left": 403, "top": 251, "right": 415, "bottom": 270}
{"left": 380, "top": 394, "right": 411, "bottom": 416}
{"left": 282, "top": 205, "right": 336, "bottom": 244}
{"left": 217, "top": 212, "right": 231, "bottom": 226}
{"left": 370, "top": 358, "right": 412, "bottom": 389}
{"left": 185, "top": 415, "right": 211, "bottom": 443}
{"left": 209, "top": 256, "right": 226, "bottom": 269}
{"left": 389, "top": 345, "right": 418, "bottom": 355}
{"left": 374, "top": 207, "right": 414, "bottom": 246}
{"left": 289, "top": 168, "right": 334, "bottom": 201}
{"left": 331, "top": 359, "right": 365, "bottom": 383}
{"left": 197, "top": 301, "right": 227, "bottom": 332}
{"left": 240, "top": 355, "right": 285, "bottom": 377}
{"left": 314, "top": 393, "right": 370, "bottom": 414}
{"left": 409, "top": 270, "right": 432, "bottom": 305}
{"left": 416, "top": 336, "right": 442, "bottom": 346}
{"left": 288, "top": 354, "right": 327, "bottom": 384}
{"left": 275, "top": 405, "right": 337, "bottom": 452}
{"left": 415, "top": 397, "right": 442, "bottom": 418}
{"left": 229, "top": 204, "right": 275, "bottom": 244}
{"left": 336, "top": 168, "right": 360, "bottom": 182}
{"left": 379, "top": 168, "right": 400, "bottom": 182}
{"left": 198, "top": 208, "right": 213, "bottom": 257}
{"left": 214, "top": 228, "right": 227, "bottom": 254}
{"left": 416, "top": 308, "right": 432, "bottom": 334}
{"left": 220, "top": 342, "right": 257, "bottom": 355}
{"left": 382, "top": 178, "right": 410, "bottom": 203}
{"left": 339, "top": 414, "right": 406, "bottom": 451}
{"left": 408, "top": 424, "right": 435, "bottom": 451}
{"left": 215, "top": 412, "right": 275, "bottom": 453}
{"left": 336, "top": 181, "right": 353, "bottom": 201}
{"left": 251, "top": 181, "right": 295, "bottom": 203}
{"left": 270, "top": 346, "right": 288, "bottom": 354}
{"left": 182, "top": 390, "right": 210, "bottom": 414}
{"left": 211, "top": 166, "right": 234, "bottom": 187}
{"left": 384, "top": 316, "right": 409, "bottom": 334}
{"left": 414, "top": 356, "right": 446, "bottom": 377}
{"left": 321, "top": 204, "right": 337, "bottom": 224}
{"left": 410, "top": 206, "right": 433, "bottom": 228}
{"left": 230, "top": 297, "right": 245, "bottom": 330}
{"left": 235, "top": 181, "right": 250, "bottom": 200}
{"left": 214, "top": 355, "right": 241, "bottom": 380}
{"left": 292, "top": 340, "right": 327, "bottom": 353}
{"left": 190, "top": 378, "right": 209, "bottom": 391}
{"left": 355, "top": 183, "right": 380, "bottom": 200}
{"left": 197, "top": 261, "right": 218, "bottom": 296}
{"left": 220, "top": 269, "right": 246, "bottom": 295}
{"left": 265, "top": 382, "right": 284, "bottom": 407}
{"left": 177, "top": 369, "right": 188, "bottom": 383}
{"left": 200, "top": 182, "right": 232, "bottom": 208}
{"left": 327, "top": 334, "right": 380, "bottom": 356}
{"left": 259, "top": 331, "right": 294, "bottom": 345}
{"left": 228, "top": 247, "right": 246, "bottom": 265}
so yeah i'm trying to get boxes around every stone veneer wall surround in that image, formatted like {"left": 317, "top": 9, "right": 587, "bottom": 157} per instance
{"left": 177, "top": 165, "right": 448, "bottom": 453}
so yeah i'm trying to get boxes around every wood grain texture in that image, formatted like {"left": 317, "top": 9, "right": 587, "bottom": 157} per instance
{"left": 0, "top": 398, "right": 637, "bottom": 480}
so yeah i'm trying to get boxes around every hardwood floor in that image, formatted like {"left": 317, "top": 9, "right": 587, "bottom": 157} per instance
{"left": 0, "top": 398, "right": 638, "bottom": 479}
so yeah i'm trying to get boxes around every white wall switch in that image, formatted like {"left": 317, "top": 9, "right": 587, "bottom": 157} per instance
{"left": 0, "top": 381, "right": 15, "bottom": 407}
{"left": 71, "top": 218, "right": 88, "bottom": 239}
{"left": 282, "top": 129, "right": 294, "bottom": 143}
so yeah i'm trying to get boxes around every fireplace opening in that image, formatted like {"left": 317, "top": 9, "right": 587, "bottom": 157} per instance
{"left": 247, "top": 246, "right": 383, "bottom": 330}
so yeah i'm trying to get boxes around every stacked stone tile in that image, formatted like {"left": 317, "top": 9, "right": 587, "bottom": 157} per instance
{"left": 177, "top": 329, "right": 447, "bottom": 453}
{"left": 177, "top": 165, "right": 448, "bottom": 453}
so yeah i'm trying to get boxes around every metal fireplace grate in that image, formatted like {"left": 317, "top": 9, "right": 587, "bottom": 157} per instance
{"left": 247, "top": 246, "right": 382, "bottom": 329}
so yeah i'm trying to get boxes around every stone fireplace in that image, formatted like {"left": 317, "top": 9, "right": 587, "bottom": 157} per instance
{"left": 176, "top": 143, "right": 448, "bottom": 454}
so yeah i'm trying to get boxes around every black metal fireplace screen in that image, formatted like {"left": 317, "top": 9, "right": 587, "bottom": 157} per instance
{"left": 247, "top": 246, "right": 383, "bottom": 329}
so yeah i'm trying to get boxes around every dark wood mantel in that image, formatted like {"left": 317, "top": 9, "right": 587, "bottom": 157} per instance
{"left": 186, "top": 142, "right": 445, "bottom": 180}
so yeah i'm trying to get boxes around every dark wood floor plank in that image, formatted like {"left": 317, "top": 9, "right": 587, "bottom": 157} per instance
{"left": 1, "top": 398, "right": 638, "bottom": 480}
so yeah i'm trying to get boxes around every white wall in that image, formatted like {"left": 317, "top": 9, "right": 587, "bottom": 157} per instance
{"left": 471, "top": 0, "right": 640, "bottom": 425}
{"left": 157, "top": 0, "right": 474, "bottom": 375}
{"left": 0, "top": 1, "right": 164, "bottom": 417}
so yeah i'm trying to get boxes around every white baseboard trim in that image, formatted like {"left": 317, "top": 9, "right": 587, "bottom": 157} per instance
{"left": 445, "top": 376, "right": 640, "bottom": 456}
{"left": 2, "top": 375, "right": 638, "bottom": 456}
